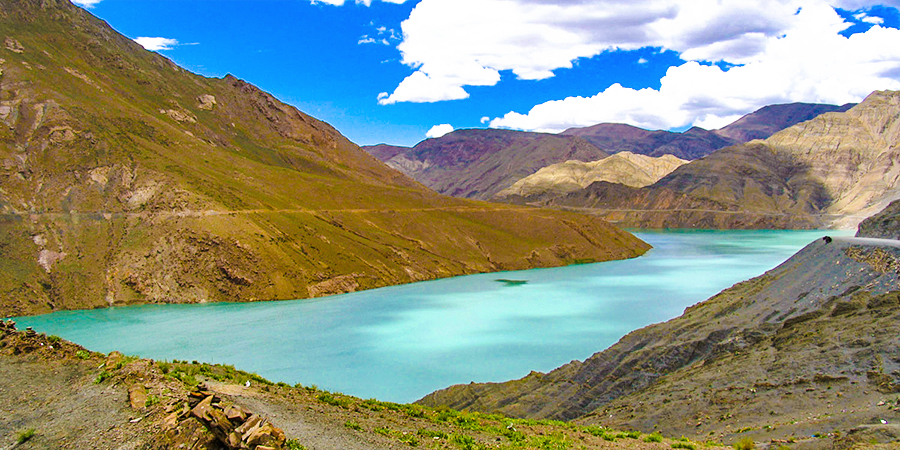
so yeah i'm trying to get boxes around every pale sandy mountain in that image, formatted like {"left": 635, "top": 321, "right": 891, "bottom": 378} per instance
{"left": 495, "top": 152, "right": 688, "bottom": 199}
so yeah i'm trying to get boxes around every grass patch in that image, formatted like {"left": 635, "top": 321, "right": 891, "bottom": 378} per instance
{"left": 645, "top": 432, "right": 664, "bottom": 443}
{"left": 316, "top": 392, "right": 353, "bottom": 409}
{"left": 734, "top": 437, "right": 755, "bottom": 450}
{"left": 417, "top": 429, "right": 448, "bottom": 439}
{"left": 75, "top": 350, "right": 91, "bottom": 360}
{"left": 344, "top": 421, "right": 363, "bottom": 431}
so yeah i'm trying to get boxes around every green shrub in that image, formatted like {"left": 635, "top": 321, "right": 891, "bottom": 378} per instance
{"left": 16, "top": 428, "right": 35, "bottom": 444}
{"left": 47, "top": 335, "right": 62, "bottom": 345}
{"left": 145, "top": 394, "right": 160, "bottom": 407}
{"left": 645, "top": 432, "right": 664, "bottom": 443}
{"left": 344, "top": 421, "right": 363, "bottom": 431}
{"left": 76, "top": 350, "right": 91, "bottom": 360}
{"left": 734, "top": 437, "right": 755, "bottom": 450}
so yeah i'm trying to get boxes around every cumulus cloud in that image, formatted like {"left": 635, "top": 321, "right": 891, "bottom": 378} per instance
{"left": 489, "top": 4, "right": 900, "bottom": 132}
{"left": 134, "top": 37, "right": 180, "bottom": 51}
{"left": 426, "top": 124, "right": 454, "bottom": 138}
{"left": 378, "top": 0, "right": 900, "bottom": 128}
{"left": 71, "top": 0, "right": 102, "bottom": 7}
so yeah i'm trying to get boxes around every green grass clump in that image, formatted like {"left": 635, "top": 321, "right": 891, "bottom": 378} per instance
{"left": 47, "top": 335, "right": 62, "bottom": 345}
{"left": 94, "top": 370, "right": 112, "bottom": 384}
{"left": 620, "top": 430, "right": 642, "bottom": 439}
{"left": 645, "top": 432, "right": 664, "bottom": 443}
{"left": 529, "top": 432, "right": 572, "bottom": 450}
{"left": 145, "top": 394, "right": 160, "bottom": 408}
{"left": 285, "top": 439, "right": 307, "bottom": 450}
{"left": 316, "top": 392, "right": 353, "bottom": 408}
{"left": 733, "top": 437, "right": 755, "bottom": 450}
{"left": 344, "top": 421, "right": 363, "bottom": 431}
{"left": 16, "top": 428, "right": 35, "bottom": 444}
{"left": 450, "top": 433, "right": 484, "bottom": 450}
{"left": 75, "top": 350, "right": 91, "bottom": 360}
{"left": 672, "top": 442, "right": 697, "bottom": 450}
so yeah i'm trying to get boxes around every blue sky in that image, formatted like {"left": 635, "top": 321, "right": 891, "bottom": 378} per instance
{"left": 74, "top": 0, "right": 900, "bottom": 147}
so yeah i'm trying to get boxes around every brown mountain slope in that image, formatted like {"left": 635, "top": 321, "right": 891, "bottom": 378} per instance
{"left": 364, "top": 129, "right": 609, "bottom": 200}
{"left": 857, "top": 200, "right": 900, "bottom": 239}
{"left": 544, "top": 91, "right": 900, "bottom": 229}
{"left": 715, "top": 102, "right": 855, "bottom": 142}
{"left": 0, "top": 0, "right": 649, "bottom": 317}
{"left": 560, "top": 124, "right": 735, "bottom": 160}
{"left": 419, "top": 235, "right": 900, "bottom": 447}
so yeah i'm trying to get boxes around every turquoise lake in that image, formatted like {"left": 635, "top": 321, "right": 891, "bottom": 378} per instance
{"left": 14, "top": 230, "right": 851, "bottom": 403}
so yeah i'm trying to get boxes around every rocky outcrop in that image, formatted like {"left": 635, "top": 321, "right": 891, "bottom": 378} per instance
{"left": 495, "top": 152, "right": 688, "bottom": 200}
{"left": 560, "top": 124, "right": 734, "bottom": 160}
{"left": 157, "top": 385, "right": 286, "bottom": 450}
{"left": 420, "top": 236, "right": 900, "bottom": 445}
{"left": 857, "top": 200, "right": 900, "bottom": 239}
{"left": 715, "top": 102, "right": 854, "bottom": 142}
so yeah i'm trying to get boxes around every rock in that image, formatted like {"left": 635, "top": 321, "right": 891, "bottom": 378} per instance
{"left": 4, "top": 37, "right": 24, "bottom": 53}
{"left": 25, "top": 327, "right": 36, "bottom": 337}
{"left": 128, "top": 384, "right": 149, "bottom": 410}
{"left": 197, "top": 94, "right": 217, "bottom": 111}
{"left": 190, "top": 395, "right": 214, "bottom": 422}
{"left": 224, "top": 404, "right": 248, "bottom": 423}
{"left": 162, "top": 109, "right": 197, "bottom": 123}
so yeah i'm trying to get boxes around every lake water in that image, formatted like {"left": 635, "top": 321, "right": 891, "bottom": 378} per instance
{"left": 14, "top": 230, "right": 851, "bottom": 403}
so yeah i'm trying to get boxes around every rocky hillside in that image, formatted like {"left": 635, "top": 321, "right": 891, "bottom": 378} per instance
{"left": 560, "top": 124, "right": 732, "bottom": 161}
{"left": 365, "top": 103, "right": 848, "bottom": 203}
{"left": 858, "top": 200, "right": 900, "bottom": 239}
{"left": 715, "top": 102, "right": 855, "bottom": 142}
{"left": 544, "top": 91, "right": 900, "bottom": 229}
{"left": 363, "top": 129, "right": 608, "bottom": 200}
{"left": 419, "top": 235, "right": 900, "bottom": 448}
{"left": 0, "top": 0, "right": 650, "bottom": 317}
{"left": 495, "top": 152, "right": 688, "bottom": 200}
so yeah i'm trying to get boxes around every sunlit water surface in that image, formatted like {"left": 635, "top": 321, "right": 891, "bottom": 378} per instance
{"left": 15, "top": 230, "right": 851, "bottom": 403}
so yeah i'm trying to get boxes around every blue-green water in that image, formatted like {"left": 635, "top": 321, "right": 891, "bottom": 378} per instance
{"left": 14, "top": 230, "right": 851, "bottom": 403}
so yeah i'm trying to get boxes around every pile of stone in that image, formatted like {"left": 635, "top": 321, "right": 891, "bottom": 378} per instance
{"left": 0, "top": 319, "right": 15, "bottom": 333}
{"left": 163, "top": 384, "right": 286, "bottom": 450}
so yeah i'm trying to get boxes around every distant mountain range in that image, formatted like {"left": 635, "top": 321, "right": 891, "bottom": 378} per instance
{"left": 546, "top": 91, "right": 900, "bottom": 229}
{"left": 364, "top": 102, "right": 853, "bottom": 202}
{"left": 0, "top": 0, "right": 649, "bottom": 316}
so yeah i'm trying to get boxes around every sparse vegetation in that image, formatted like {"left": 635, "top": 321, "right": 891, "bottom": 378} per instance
{"left": 94, "top": 370, "right": 111, "bottom": 384}
{"left": 672, "top": 442, "right": 697, "bottom": 450}
{"left": 75, "top": 350, "right": 91, "bottom": 360}
{"left": 344, "top": 420, "right": 363, "bottom": 431}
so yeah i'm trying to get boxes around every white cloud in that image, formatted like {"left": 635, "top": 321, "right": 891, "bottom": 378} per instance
{"left": 134, "top": 37, "right": 180, "bottom": 51}
{"left": 359, "top": 37, "right": 377, "bottom": 44}
{"left": 426, "top": 124, "right": 454, "bottom": 138}
{"left": 379, "top": 0, "right": 900, "bottom": 116}
{"left": 489, "top": 4, "right": 900, "bottom": 132}
{"left": 71, "top": 0, "right": 102, "bottom": 7}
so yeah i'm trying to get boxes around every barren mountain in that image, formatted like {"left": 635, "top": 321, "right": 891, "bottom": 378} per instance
{"left": 544, "top": 91, "right": 900, "bottom": 229}
{"left": 0, "top": 0, "right": 649, "bottom": 317}
{"left": 364, "top": 129, "right": 608, "bottom": 200}
{"left": 495, "top": 152, "right": 688, "bottom": 200}
{"left": 365, "top": 103, "right": 848, "bottom": 203}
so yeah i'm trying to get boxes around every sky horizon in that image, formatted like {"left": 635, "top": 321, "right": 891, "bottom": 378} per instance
{"left": 73, "top": 0, "right": 900, "bottom": 147}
